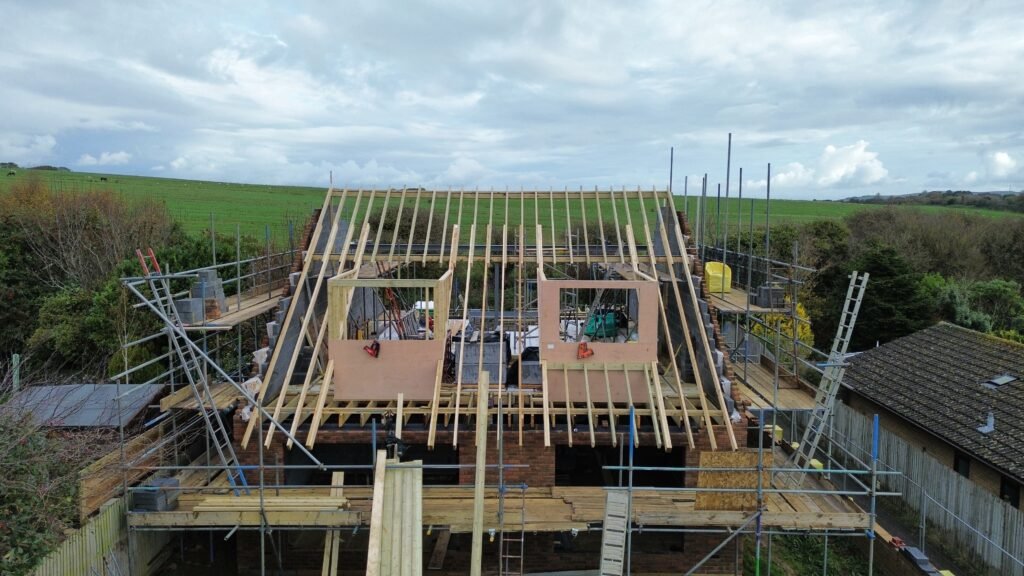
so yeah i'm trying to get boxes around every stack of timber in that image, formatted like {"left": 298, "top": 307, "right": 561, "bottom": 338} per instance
{"left": 322, "top": 472, "right": 345, "bottom": 576}
{"left": 367, "top": 452, "right": 424, "bottom": 576}
{"left": 192, "top": 495, "right": 349, "bottom": 512}
{"left": 78, "top": 425, "right": 164, "bottom": 522}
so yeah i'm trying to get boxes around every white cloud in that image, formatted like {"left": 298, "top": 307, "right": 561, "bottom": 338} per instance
{"left": 1, "top": 2, "right": 1023, "bottom": 195}
{"left": 437, "top": 157, "right": 489, "bottom": 185}
{"left": 816, "top": 140, "right": 888, "bottom": 186}
{"left": 0, "top": 134, "right": 56, "bottom": 164}
{"left": 965, "top": 170, "right": 978, "bottom": 184}
{"left": 334, "top": 159, "right": 421, "bottom": 186}
{"left": 396, "top": 90, "right": 485, "bottom": 111}
{"left": 989, "top": 151, "right": 1017, "bottom": 177}
{"left": 745, "top": 141, "right": 888, "bottom": 191}
{"left": 771, "top": 162, "right": 815, "bottom": 187}
{"left": 77, "top": 150, "right": 132, "bottom": 166}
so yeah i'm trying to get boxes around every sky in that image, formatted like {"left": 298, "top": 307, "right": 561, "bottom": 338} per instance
{"left": 1, "top": 1, "right": 1023, "bottom": 199}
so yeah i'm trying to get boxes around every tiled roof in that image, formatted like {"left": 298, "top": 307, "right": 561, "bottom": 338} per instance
{"left": 843, "top": 322, "right": 1024, "bottom": 483}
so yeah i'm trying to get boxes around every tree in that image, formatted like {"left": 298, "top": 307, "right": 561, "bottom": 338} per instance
{"left": 811, "top": 244, "right": 936, "bottom": 350}
{"left": 967, "top": 279, "right": 1024, "bottom": 331}
{"left": 0, "top": 176, "right": 177, "bottom": 291}
{"left": 0, "top": 367, "right": 118, "bottom": 575}
{"left": 0, "top": 219, "right": 47, "bottom": 356}
{"left": 922, "top": 275, "right": 1024, "bottom": 334}
{"left": 800, "top": 220, "right": 850, "bottom": 271}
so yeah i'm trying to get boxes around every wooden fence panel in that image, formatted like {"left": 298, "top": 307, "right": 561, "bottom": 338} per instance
{"left": 833, "top": 404, "right": 1024, "bottom": 576}
{"left": 31, "top": 497, "right": 169, "bottom": 576}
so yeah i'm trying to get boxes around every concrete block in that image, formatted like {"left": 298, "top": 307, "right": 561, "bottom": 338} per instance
{"left": 174, "top": 298, "right": 205, "bottom": 324}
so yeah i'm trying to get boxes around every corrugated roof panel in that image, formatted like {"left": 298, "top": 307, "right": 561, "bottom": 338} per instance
{"left": 5, "top": 383, "right": 164, "bottom": 427}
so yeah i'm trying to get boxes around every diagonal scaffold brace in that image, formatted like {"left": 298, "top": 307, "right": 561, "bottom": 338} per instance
{"left": 124, "top": 256, "right": 325, "bottom": 471}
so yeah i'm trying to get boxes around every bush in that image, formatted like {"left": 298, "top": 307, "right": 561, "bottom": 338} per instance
{"left": 0, "top": 175, "right": 178, "bottom": 291}
{"left": 0, "top": 392, "right": 117, "bottom": 576}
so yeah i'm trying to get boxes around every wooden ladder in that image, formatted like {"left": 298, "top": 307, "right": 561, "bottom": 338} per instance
{"left": 599, "top": 489, "right": 630, "bottom": 576}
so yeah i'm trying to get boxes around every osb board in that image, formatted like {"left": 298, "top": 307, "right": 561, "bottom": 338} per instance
{"left": 546, "top": 367, "right": 653, "bottom": 403}
{"left": 694, "top": 449, "right": 769, "bottom": 511}
{"left": 537, "top": 279, "right": 659, "bottom": 364}
{"left": 330, "top": 338, "right": 444, "bottom": 401}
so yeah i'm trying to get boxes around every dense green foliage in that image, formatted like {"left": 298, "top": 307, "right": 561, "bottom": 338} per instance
{"left": 0, "top": 177, "right": 276, "bottom": 573}
{"left": 0, "top": 220, "right": 46, "bottom": 354}
{"left": 765, "top": 207, "right": 1024, "bottom": 349}
{"left": 850, "top": 189, "right": 1024, "bottom": 214}
{"left": 0, "top": 412, "right": 115, "bottom": 576}
{"left": 812, "top": 244, "right": 938, "bottom": 349}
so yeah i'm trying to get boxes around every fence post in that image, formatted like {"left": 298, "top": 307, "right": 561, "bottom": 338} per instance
{"left": 919, "top": 488, "right": 927, "bottom": 553}
{"left": 211, "top": 212, "right": 217, "bottom": 266}
{"left": 868, "top": 413, "right": 878, "bottom": 576}
{"left": 11, "top": 353, "right": 19, "bottom": 392}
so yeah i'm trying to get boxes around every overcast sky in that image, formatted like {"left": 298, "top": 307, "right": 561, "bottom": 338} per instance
{"left": 2, "top": 1, "right": 1022, "bottom": 198}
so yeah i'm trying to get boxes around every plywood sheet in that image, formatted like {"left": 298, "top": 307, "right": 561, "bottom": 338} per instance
{"left": 694, "top": 450, "right": 769, "bottom": 511}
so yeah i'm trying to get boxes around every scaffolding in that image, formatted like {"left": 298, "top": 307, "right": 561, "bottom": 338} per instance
{"left": 95, "top": 183, "right": 915, "bottom": 576}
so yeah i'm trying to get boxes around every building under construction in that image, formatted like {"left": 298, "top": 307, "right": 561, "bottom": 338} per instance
{"left": 78, "top": 185, "right": 892, "bottom": 576}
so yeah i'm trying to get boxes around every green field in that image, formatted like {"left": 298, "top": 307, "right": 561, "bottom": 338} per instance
{"left": 677, "top": 194, "right": 1022, "bottom": 223}
{"left": 1, "top": 169, "right": 324, "bottom": 244}
{"left": 2, "top": 169, "right": 1020, "bottom": 245}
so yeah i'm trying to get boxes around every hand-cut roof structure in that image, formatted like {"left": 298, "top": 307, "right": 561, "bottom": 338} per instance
{"left": 242, "top": 187, "right": 742, "bottom": 453}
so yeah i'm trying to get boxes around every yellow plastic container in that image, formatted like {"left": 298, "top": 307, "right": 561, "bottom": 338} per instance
{"left": 705, "top": 261, "right": 732, "bottom": 293}
{"left": 764, "top": 424, "right": 783, "bottom": 443}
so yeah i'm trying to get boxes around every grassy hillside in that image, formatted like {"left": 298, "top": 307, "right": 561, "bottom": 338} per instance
{"left": 678, "top": 194, "right": 1022, "bottom": 224}
{"left": 0, "top": 170, "right": 322, "bottom": 244}
{"left": 2, "top": 169, "right": 1020, "bottom": 244}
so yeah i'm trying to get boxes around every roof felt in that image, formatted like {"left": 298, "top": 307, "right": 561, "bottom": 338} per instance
{"left": 6, "top": 383, "right": 164, "bottom": 427}
{"left": 843, "top": 322, "right": 1024, "bottom": 483}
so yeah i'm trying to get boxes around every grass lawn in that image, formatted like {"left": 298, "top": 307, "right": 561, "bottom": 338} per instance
{"left": 3, "top": 170, "right": 1020, "bottom": 245}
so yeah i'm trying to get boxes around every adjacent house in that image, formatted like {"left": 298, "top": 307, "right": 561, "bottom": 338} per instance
{"left": 840, "top": 322, "right": 1024, "bottom": 508}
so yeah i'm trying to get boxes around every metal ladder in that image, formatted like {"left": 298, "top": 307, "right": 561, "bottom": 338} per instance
{"left": 777, "top": 271, "right": 869, "bottom": 487}
{"left": 136, "top": 248, "right": 250, "bottom": 493}
{"left": 498, "top": 483, "right": 527, "bottom": 576}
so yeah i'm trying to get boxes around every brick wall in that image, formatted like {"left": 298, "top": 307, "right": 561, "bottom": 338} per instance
{"left": 675, "top": 209, "right": 747, "bottom": 412}
{"left": 233, "top": 415, "right": 285, "bottom": 486}
{"left": 845, "top": 394, "right": 1007, "bottom": 498}
{"left": 283, "top": 208, "right": 320, "bottom": 297}
{"left": 235, "top": 529, "right": 743, "bottom": 575}
{"left": 236, "top": 415, "right": 747, "bottom": 491}
{"left": 457, "top": 430, "right": 554, "bottom": 486}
